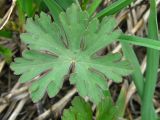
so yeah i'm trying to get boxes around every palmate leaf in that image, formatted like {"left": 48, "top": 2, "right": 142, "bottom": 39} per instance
{"left": 62, "top": 97, "right": 92, "bottom": 120}
{"left": 96, "top": 86, "right": 127, "bottom": 120}
{"left": 11, "top": 4, "right": 132, "bottom": 104}
{"left": 96, "top": 96, "right": 122, "bottom": 120}
{"left": 62, "top": 91, "right": 126, "bottom": 120}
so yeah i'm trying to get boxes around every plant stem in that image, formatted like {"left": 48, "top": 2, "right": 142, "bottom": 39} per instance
{"left": 141, "top": 0, "right": 159, "bottom": 119}
{"left": 121, "top": 42, "right": 144, "bottom": 97}
{"left": 87, "top": 0, "right": 102, "bottom": 16}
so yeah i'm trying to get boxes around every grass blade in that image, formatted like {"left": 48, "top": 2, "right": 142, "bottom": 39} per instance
{"left": 55, "top": 0, "right": 76, "bottom": 10}
{"left": 0, "top": 30, "right": 12, "bottom": 38}
{"left": 82, "top": 0, "right": 89, "bottom": 10}
{"left": 116, "top": 83, "right": 128, "bottom": 117}
{"left": 141, "top": 0, "right": 159, "bottom": 119}
{"left": 96, "top": 0, "right": 133, "bottom": 18}
{"left": 44, "top": 0, "right": 64, "bottom": 22}
{"left": 25, "top": 0, "right": 34, "bottom": 17}
{"left": 17, "top": 0, "right": 25, "bottom": 28}
{"left": 121, "top": 42, "right": 144, "bottom": 97}
{"left": 121, "top": 40, "right": 156, "bottom": 120}
{"left": 87, "top": 0, "right": 102, "bottom": 16}
{"left": 119, "top": 34, "right": 160, "bottom": 50}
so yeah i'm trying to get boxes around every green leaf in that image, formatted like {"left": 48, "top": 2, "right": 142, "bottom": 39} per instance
{"left": 0, "top": 45, "right": 12, "bottom": 62}
{"left": 96, "top": 97, "right": 119, "bottom": 120}
{"left": 96, "top": 0, "right": 133, "bottom": 18}
{"left": 44, "top": 0, "right": 64, "bottom": 22}
{"left": 62, "top": 97, "right": 92, "bottom": 120}
{"left": 87, "top": 0, "right": 102, "bottom": 16}
{"left": 142, "top": 0, "right": 159, "bottom": 119}
{"left": 0, "top": 30, "right": 12, "bottom": 38}
{"left": 17, "top": 0, "right": 35, "bottom": 17}
{"left": 121, "top": 42, "right": 144, "bottom": 96}
{"left": 16, "top": 0, "right": 44, "bottom": 18}
{"left": 81, "top": 0, "right": 89, "bottom": 10}
{"left": 115, "top": 83, "right": 127, "bottom": 117}
{"left": 96, "top": 86, "right": 127, "bottom": 120}
{"left": 17, "top": 0, "right": 25, "bottom": 26}
{"left": 25, "top": 0, "right": 34, "bottom": 17}
{"left": 11, "top": 4, "right": 132, "bottom": 104}
{"left": 119, "top": 34, "right": 160, "bottom": 50}
{"left": 63, "top": 88, "right": 126, "bottom": 120}
{"left": 55, "top": 0, "right": 76, "bottom": 10}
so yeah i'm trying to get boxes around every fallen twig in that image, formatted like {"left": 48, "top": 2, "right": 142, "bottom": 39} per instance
{"left": 35, "top": 87, "right": 77, "bottom": 120}
{"left": 8, "top": 97, "right": 28, "bottom": 120}
{"left": 0, "top": 0, "right": 17, "bottom": 30}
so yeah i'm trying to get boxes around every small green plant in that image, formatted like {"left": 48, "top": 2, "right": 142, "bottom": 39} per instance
{"left": 6, "top": 0, "right": 160, "bottom": 119}
{"left": 0, "top": 45, "right": 12, "bottom": 63}
{"left": 10, "top": 4, "right": 132, "bottom": 104}
{"left": 62, "top": 86, "right": 126, "bottom": 120}
{"left": 62, "top": 97, "right": 92, "bottom": 120}
{"left": 17, "top": 0, "right": 45, "bottom": 17}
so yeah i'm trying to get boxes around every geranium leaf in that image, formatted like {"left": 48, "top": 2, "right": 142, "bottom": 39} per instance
{"left": 96, "top": 86, "right": 127, "bottom": 120}
{"left": 11, "top": 4, "right": 132, "bottom": 103}
{"left": 62, "top": 96, "right": 92, "bottom": 120}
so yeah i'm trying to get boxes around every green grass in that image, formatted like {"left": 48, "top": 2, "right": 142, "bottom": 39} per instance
{"left": 96, "top": 1, "right": 159, "bottom": 119}
{"left": 96, "top": 0, "right": 133, "bottom": 18}
{"left": 141, "top": 0, "right": 159, "bottom": 119}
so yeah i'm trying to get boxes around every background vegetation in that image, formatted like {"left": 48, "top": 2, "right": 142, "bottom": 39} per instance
{"left": 0, "top": 0, "right": 160, "bottom": 120}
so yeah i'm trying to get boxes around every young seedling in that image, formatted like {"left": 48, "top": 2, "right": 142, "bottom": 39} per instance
{"left": 62, "top": 86, "right": 126, "bottom": 120}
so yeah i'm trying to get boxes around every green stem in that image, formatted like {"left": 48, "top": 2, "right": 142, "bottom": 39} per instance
{"left": 96, "top": 0, "right": 133, "bottom": 18}
{"left": 121, "top": 42, "right": 144, "bottom": 97}
{"left": 87, "top": 0, "right": 102, "bottom": 16}
{"left": 17, "top": 0, "right": 25, "bottom": 30}
{"left": 141, "top": 0, "right": 159, "bottom": 119}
